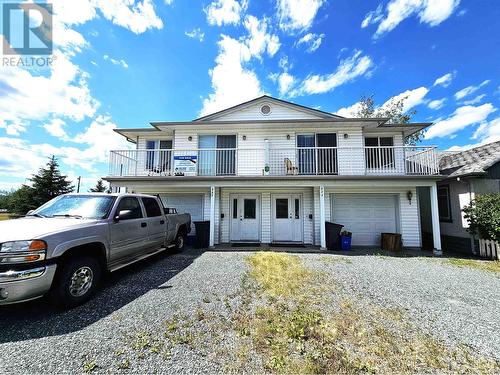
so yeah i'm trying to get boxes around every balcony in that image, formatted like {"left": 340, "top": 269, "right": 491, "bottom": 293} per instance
{"left": 108, "top": 146, "right": 439, "bottom": 178}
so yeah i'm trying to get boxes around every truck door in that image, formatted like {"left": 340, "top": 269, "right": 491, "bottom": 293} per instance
{"left": 109, "top": 196, "right": 149, "bottom": 262}
{"left": 141, "top": 197, "right": 167, "bottom": 249}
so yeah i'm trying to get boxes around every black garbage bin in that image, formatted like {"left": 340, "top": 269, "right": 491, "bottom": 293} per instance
{"left": 325, "top": 222, "right": 343, "bottom": 251}
{"left": 194, "top": 221, "right": 210, "bottom": 249}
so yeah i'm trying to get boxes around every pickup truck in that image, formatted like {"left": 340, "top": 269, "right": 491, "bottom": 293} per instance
{"left": 0, "top": 193, "right": 191, "bottom": 308}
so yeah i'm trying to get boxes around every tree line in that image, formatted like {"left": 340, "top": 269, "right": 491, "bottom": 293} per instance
{"left": 0, "top": 156, "right": 109, "bottom": 215}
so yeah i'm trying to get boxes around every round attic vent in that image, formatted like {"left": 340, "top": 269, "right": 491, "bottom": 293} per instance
{"left": 260, "top": 104, "right": 271, "bottom": 115}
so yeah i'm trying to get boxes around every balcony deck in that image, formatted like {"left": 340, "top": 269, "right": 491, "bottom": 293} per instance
{"left": 108, "top": 146, "right": 439, "bottom": 178}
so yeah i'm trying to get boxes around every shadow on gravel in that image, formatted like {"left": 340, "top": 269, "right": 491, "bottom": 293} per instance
{"left": 0, "top": 247, "right": 203, "bottom": 344}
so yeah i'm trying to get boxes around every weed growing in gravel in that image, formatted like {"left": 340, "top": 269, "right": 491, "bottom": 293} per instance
{"left": 320, "top": 255, "right": 352, "bottom": 264}
{"left": 233, "top": 252, "right": 500, "bottom": 374}
{"left": 447, "top": 258, "right": 500, "bottom": 273}
{"left": 118, "top": 359, "right": 131, "bottom": 369}
{"left": 82, "top": 359, "right": 97, "bottom": 373}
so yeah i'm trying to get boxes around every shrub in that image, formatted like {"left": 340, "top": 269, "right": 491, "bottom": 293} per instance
{"left": 463, "top": 193, "right": 500, "bottom": 243}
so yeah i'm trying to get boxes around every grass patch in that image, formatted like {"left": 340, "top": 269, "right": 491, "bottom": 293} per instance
{"left": 0, "top": 213, "right": 11, "bottom": 221}
{"left": 447, "top": 258, "right": 500, "bottom": 273}
{"left": 234, "top": 252, "right": 500, "bottom": 374}
{"left": 246, "top": 252, "right": 312, "bottom": 298}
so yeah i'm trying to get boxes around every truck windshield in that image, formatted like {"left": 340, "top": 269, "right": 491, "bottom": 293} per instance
{"left": 32, "top": 195, "right": 116, "bottom": 219}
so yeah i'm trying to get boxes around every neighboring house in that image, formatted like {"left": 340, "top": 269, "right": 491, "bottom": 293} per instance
{"left": 105, "top": 95, "right": 443, "bottom": 251}
{"left": 420, "top": 141, "right": 500, "bottom": 254}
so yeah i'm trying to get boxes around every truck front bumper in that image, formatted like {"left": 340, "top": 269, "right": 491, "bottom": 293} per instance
{"left": 0, "top": 264, "right": 57, "bottom": 305}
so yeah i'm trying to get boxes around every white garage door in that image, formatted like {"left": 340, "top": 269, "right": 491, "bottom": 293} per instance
{"left": 160, "top": 194, "right": 204, "bottom": 235}
{"left": 331, "top": 194, "right": 398, "bottom": 246}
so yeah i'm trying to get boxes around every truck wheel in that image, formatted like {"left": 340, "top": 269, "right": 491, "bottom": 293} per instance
{"left": 50, "top": 256, "right": 101, "bottom": 308}
{"left": 174, "top": 232, "right": 186, "bottom": 252}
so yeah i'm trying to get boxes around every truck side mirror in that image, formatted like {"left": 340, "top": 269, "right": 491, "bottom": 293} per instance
{"left": 114, "top": 209, "right": 133, "bottom": 222}
{"left": 26, "top": 210, "right": 34, "bottom": 216}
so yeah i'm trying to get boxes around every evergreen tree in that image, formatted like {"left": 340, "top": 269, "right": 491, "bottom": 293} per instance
{"left": 29, "top": 156, "right": 74, "bottom": 207}
{"left": 89, "top": 179, "right": 108, "bottom": 193}
{"left": 6, "top": 186, "right": 37, "bottom": 215}
{"left": 354, "top": 95, "right": 422, "bottom": 145}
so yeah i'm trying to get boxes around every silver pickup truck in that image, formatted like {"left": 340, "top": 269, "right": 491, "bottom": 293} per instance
{"left": 0, "top": 193, "right": 191, "bottom": 308}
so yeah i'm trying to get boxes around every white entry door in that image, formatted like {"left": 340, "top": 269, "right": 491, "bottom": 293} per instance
{"left": 230, "top": 195, "right": 260, "bottom": 241}
{"left": 272, "top": 195, "right": 303, "bottom": 242}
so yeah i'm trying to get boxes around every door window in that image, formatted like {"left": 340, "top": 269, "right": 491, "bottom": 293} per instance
{"left": 294, "top": 198, "right": 300, "bottom": 219}
{"left": 244, "top": 199, "right": 256, "bottom": 219}
{"left": 276, "top": 198, "right": 288, "bottom": 219}
{"left": 142, "top": 197, "right": 162, "bottom": 217}
{"left": 233, "top": 198, "right": 238, "bottom": 219}
{"left": 365, "top": 137, "right": 395, "bottom": 169}
{"left": 116, "top": 197, "right": 143, "bottom": 220}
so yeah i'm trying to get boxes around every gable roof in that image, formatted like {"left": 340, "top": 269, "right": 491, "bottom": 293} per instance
{"left": 193, "top": 95, "right": 344, "bottom": 121}
{"left": 439, "top": 140, "right": 500, "bottom": 177}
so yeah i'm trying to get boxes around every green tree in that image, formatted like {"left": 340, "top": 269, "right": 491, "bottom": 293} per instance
{"left": 29, "top": 156, "right": 74, "bottom": 207}
{"left": 89, "top": 179, "right": 108, "bottom": 193}
{"left": 5, "top": 186, "right": 37, "bottom": 215}
{"left": 354, "top": 95, "right": 422, "bottom": 144}
{"left": 463, "top": 193, "right": 500, "bottom": 243}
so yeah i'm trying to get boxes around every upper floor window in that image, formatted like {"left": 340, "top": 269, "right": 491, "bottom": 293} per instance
{"left": 146, "top": 140, "right": 172, "bottom": 171}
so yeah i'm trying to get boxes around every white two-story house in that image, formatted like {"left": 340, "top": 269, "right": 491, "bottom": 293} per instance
{"left": 105, "top": 95, "right": 443, "bottom": 252}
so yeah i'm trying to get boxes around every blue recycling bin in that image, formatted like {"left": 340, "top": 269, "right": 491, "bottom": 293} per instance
{"left": 341, "top": 235, "right": 352, "bottom": 251}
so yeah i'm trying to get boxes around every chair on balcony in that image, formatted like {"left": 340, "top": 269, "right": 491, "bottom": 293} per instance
{"left": 284, "top": 158, "right": 298, "bottom": 175}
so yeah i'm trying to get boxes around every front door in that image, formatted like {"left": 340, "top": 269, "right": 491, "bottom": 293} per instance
{"left": 230, "top": 194, "right": 260, "bottom": 241}
{"left": 272, "top": 195, "right": 303, "bottom": 242}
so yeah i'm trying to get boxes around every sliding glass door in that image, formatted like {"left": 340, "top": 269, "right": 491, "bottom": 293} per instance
{"left": 297, "top": 134, "right": 315, "bottom": 174}
{"left": 297, "top": 134, "right": 337, "bottom": 175}
{"left": 198, "top": 135, "right": 236, "bottom": 176}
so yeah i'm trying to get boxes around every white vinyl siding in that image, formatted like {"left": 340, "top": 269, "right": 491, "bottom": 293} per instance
{"left": 206, "top": 102, "right": 325, "bottom": 122}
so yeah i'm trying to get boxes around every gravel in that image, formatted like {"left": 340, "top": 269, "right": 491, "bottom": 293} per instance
{"left": 1, "top": 248, "right": 499, "bottom": 373}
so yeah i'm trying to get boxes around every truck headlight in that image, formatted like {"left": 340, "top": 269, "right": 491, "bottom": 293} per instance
{"left": 0, "top": 240, "right": 47, "bottom": 264}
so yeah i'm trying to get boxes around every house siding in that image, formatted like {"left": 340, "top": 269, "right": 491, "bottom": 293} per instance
{"left": 206, "top": 101, "right": 324, "bottom": 122}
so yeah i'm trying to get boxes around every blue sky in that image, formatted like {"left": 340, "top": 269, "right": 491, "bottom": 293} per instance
{"left": 0, "top": 0, "right": 499, "bottom": 191}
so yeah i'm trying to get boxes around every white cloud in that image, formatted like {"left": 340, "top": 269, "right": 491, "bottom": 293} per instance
{"left": 462, "top": 94, "right": 486, "bottom": 105}
{"left": 185, "top": 28, "right": 205, "bottom": 42}
{"left": 0, "top": 52, "right": 99, "bottom": 124}
{"left": 277, "top": 0, "right": 325, "bottom": 32}
{"left": 205, "top": 0, "right": 248, "bottom": 26}
{"left": 454, "top": 80, "right": 490, "bottom": 100}
{"left": 296, "top": 50, "right": 373, "bottom": 95}
{"left": 94, "top": 0, "right": 163, "bottom": 34}
{"left": 381, "top": 86, "right": 429, "bottom": 111}
{"left": 335, "top": 102, "right": 362, "bottom": 117}
{"left": 0, "top": 120, "right": 27, "bottom": 136}
{"left": 103, "top": 54, "right": 129, "bottom": 68}
{"left": 270, "top": 72, "right": 296, "bottom": 96}
{"left": 425, "top": 103, "right": 497, "bottom": 139}
{"left": 363, "top": 0, "right": 460, "bottom": 38}
{"left": 447, "top": 116, "right": 500, "bottom": 150}
{"left": 43, "top": 119, "right": 67, "bottom": 138}
{"left": 427, "top": 98, "right": 446, "bottom": 110}
{"left": 433, "top": 72, "right": 454, "bottom": 87}
{"left": 296, "top": 33, "right": 324, "bottom": 53}
{"left": 200, "top": 16, "right": 280, "bottom": 115}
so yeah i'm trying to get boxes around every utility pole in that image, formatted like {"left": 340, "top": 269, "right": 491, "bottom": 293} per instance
{"left": 76, "top": 176, "right": 81, "bottom": 193}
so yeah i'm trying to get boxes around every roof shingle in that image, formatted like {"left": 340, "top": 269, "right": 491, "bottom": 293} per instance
{"left": 439, "top": 141, "right": 500, "bottom": 177}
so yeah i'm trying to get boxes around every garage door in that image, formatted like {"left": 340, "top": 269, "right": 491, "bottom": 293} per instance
{"left": 331, "top": 194, "right": 398, "bottom": 246}
{"left": 160, "top": 194, "right": 204, "bottom": 235}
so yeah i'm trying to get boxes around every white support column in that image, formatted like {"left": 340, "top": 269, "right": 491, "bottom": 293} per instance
{"left": 209, "top": 186, "right": 216, "bottom": 248}
{"left": 429, "top": 182, "right": 442, "bottom": 255}
{"left": 319, "top": 185, "right": 326, "bottom": 250}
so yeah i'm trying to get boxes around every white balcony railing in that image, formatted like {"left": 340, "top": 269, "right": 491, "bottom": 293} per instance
{"left": 108, "top": 146, "right": 439, "bottom": 177}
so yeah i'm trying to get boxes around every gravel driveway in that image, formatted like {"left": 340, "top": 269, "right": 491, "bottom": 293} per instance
{"left": 1, "top": 248, "right": 499, "bottom": 373}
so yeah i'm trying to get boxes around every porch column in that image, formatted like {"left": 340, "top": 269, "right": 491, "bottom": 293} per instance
{"left": 209, "top": 186, "right": 216, "bottom": 248}
{"left": 429, "top": 182, "right": 442, "bottom": 255}
{"left": 319, "top": 185, "right": 326, "bottom": 250}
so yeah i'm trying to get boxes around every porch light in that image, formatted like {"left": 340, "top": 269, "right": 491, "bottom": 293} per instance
{"left": 242, "top": 135, "right": 247, "bottom": 140}
{"left": 286, "top": 134, "right": 290, "bottom": 140}
{"left": 343, "top": 133, "right": 349, "bottom": 139}
{"left": 188, "top": 136, "right": 193, "bottom": 141}
{"left": 407, "top": 190, "right": 413, "bottom": 205}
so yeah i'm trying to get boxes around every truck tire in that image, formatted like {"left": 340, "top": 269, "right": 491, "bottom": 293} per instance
{"left": 174, "top": 231, "right": 186, "bottom": 252}
{"left": 50, "top": 256, "right": 101, "bottom": 309}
